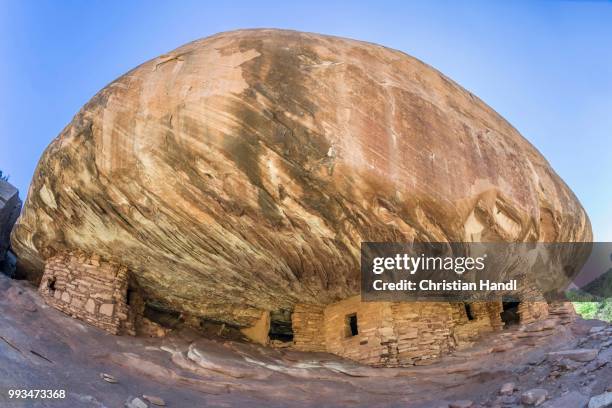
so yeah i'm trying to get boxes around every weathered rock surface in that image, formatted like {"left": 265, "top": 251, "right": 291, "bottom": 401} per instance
{"left": 521, "top": 388, "right": 548, "bottom": 406}
{"left": 542, "top": 391, "right": 588, "bottom": 408}
{"left": 448, "top": 400, "right": 474, "bottom": 408}
{"left": 125, "top": 397, "right": 148, "bottom": 408}
{"left": 499, "top": 382, "right": 515, "bottom": 395}
{"left": 0, "top": 179, "right": 21, "bottom": 269}
{"left": 11, "top": 29, "right": 591, "bottom": 325}
{"left": 548, "top": 348, "right": 599, "bottom": 363}
{"left": 588, "top": 392, "right": 612, "bottom": 408}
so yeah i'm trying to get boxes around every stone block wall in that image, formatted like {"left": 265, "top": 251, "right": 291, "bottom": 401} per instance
{"left": 548, "top": 302, "right": 576, "bottom": 324}
{"left": 484, "top": 301, "right": 505, "bottom": 331}
{"left": 450, "top": 302, "right": 502, "bottom": 350}
{"left": 292, "top": 304, "right": 326, "bottom": 352}
{"left": 517, "top": 301, "right": 549, "bottom": 324}
{"left": 391, "top": 302, "right": 457, "bottom": 366}
{"left": 293, "top": 298, "right": 507, "bottom": 367}
{"left": 39, "top": 252, "right": 130, "bottom": 335}
{"left": 323, "top": 296, "right": 394, "bottom": 366}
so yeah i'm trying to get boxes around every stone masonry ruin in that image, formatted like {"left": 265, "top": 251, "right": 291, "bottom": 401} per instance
{"left": 288, "top": 297, "right": 571, "bottom": 367}
{"left": 37, "top": 250, "right": 575, "bottom": 367}
{"left": 39, "top": 252, "right": 132, "bottom": 335}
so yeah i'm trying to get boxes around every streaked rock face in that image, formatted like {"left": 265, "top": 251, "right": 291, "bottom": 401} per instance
{"left": 0, "top": 180, "right": 21, "bottom": 264}
{"left": 11, "top": 29, "right": 591, "bottom": 326}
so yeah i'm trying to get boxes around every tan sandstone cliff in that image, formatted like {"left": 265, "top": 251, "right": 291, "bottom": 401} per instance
{"left": 12, "top": 29, "right": 591, "bottom": 328}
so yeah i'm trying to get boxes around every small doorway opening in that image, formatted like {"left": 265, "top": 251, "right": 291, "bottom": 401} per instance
{"left": 345, "top": 313, "right": 359, "bottom": 337}
{"left": 46, "top": 277, "right": 56, "bottom": 295}
{"left": 126, "top": 288, "right": 133, "bottom": 306}
{"left": 501, "top": 301, "right": 520, "bottom": 327}
{"left": 268, "top": 309, "right": 294, "bottom": 342}
{"left": 464, "top": 303, "right": 475, "bottom": 321}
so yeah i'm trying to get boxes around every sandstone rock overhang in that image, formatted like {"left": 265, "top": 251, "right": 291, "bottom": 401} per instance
{"left": 11, "top": 29, "right": 591, "bottom": 327}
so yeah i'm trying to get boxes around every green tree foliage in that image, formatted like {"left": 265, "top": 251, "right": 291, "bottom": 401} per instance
{"left": 574, "top": 300, "right": 612, "bottom": 322}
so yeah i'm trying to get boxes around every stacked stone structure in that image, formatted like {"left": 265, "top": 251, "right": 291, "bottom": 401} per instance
{"left": 37, "top": 251, "right": 569, "bottom": 367}
{"left": 291, "top": 297, "right": 564, "bottom": 367}
{"left": 292, "top": 303, "right": 326, "bottom": 352}
{"left": 37, "top": 253, "right": 562, "bottom": 367}
{"left": 39, "top": 252, "right": 131, "bottom": 335}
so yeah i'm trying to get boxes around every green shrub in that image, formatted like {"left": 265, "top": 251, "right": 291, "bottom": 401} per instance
{"left": 574, "top": 300, "right": 612, "bottom": 322}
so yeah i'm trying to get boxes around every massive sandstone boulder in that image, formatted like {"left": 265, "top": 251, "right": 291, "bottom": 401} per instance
{"left": 11, "top": 29, "right": 591, "bottom": 326}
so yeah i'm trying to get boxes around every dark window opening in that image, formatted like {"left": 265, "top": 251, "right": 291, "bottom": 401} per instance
{"left": 46, "top": 277, "right": 56, "bottom": 295}
{"left": 346, "top": 313, "right": 358, "bottom": 337}
{"left": 268, "top": 309, "right": 294, "bottom": 342}
{"left": 464, "top": 303, "right": 475, "bottom": 321}
{"left": 501, "top": 301, "right": 521, "bottom": 327}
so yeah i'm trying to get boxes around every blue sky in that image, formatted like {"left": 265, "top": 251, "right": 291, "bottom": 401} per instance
{"left": 1, "top": 1, "right": 610, "bottom": 240}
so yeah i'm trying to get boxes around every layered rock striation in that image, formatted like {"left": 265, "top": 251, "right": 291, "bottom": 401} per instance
{"left": 0, "top": 179, "right": 21, "bottom": 269}
{"left": 11, "top": 29, "right": 591, "bottom": 327}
